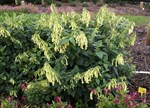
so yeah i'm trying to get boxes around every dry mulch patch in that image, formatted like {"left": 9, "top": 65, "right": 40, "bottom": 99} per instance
{"left": 128, "top": 26, "right": 150, "bottom": 106}
{"left": 1, "top": 3, "right": 150, "bottom": 16}
{"left": 129, "top": 26, "right": 150, "bottom": 71}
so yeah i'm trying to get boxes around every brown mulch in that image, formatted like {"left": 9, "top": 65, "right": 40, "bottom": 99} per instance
{"left": 129, "top": 26, "right": 150, "bottom": 71}
{"left": 1, "top": 2, "right": 150, "bottom": 16}
{"left": 55, "top": 3, "right": 150, "bottom": 16}
{"left": 128, "top": 26, "right": 150, "bottom": 106}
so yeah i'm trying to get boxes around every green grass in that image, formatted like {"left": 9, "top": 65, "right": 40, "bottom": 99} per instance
{"left": 124, "top": 15, "right": 150, "bottom": 26}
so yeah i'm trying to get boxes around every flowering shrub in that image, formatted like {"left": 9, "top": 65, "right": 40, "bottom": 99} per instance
{"left": 0, "top": 4, "right": 136, "bottom": 107}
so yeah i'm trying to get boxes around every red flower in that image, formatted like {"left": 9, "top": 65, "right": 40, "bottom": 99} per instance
{"left": 133, "top": 91, "right": 139, "bottom": 97}
{"left": 55, "top": 97, "right": 61, "bottom": 103}
{"left": 20, "top": 82, "right": 27, "bottom": 90}
{"left": 129, "top": 92, "right": 139, "bottom": 101}
{"left": 129, "top": 93, "right": 135, "bottom": 101}
{"left": 114, "top": 96, "right": 119, "bottom": 104}
{"left": 124, "top": 94, "right": 130, "bottom": 104}
{"left": 102, "top": 87, "right": 110, "bottom": 94}
{"left": 6, "top": 96, "right": 13, "bottom": 102}
{"left": 141, "top": 98, "right": 146, "bottom": 103}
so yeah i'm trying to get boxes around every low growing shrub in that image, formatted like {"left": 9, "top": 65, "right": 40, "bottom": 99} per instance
{"left": 0, "top": 4, "right": 136, "bottom": 107}
{"left": 82, "top": 2, "right": 89, "bottom": 7}
{"left": 69, "top": 1, "right": 77, "bottom": 6}
{"left": 55, "top": 1, "right": 62, "bottom": 7}
{"left": 92, "top": 0, "right": 99, "bottom": 4}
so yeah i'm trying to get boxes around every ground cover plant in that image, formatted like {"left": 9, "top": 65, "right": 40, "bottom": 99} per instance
{"left": 0, "top": 4, "right": 140, "bottom": 107}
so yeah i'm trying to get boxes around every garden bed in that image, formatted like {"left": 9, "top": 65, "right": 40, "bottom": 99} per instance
{"left": 129, "top": 26, "right": 150, "bottom": 71}
{"left": 128, "top": 26, "right": 150, "bottom": 106}
{"left": 0, "top": 2, "right": 150, "bottom": 16}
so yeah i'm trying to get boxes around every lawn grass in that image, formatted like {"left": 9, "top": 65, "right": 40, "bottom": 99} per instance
{"left": 124, "top": 15, "right": 150, "bottom": 26}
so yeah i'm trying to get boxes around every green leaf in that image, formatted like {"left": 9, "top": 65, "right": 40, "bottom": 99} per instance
{"left": 103, "top": 64, "right": 108, "bottom": 69}
{"left": 69, "top": 37, "right": 76, "bottom": 46}
{"left": 59, "top": 37, "right": 69, "bottom": 45}
{"left": 96, "top": 79, "right": 100, "bottom": 85}
{"left": 96, "top": 51, "right": 106, "bottom": 59}
{"left": 2, "top": 76, "right": 6, "bottom": 81}
{"left": 76, "top": 57, "right": 83, "bottom": 65}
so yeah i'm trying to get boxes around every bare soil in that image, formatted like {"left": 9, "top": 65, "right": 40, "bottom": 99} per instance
{"left": 1, "top": 2, "right": 150, "bottom": 15}
{"left": 128, "top": 27, "right": 150, "bottom": 107}
{"left": 54, "top": 3, "right": 150, "bottom": 16}
{"left": 130, "top": 27, "right": 150, "bottom": 71}
{"left": 51, "top": 3, "right": 150, "bottom": 16}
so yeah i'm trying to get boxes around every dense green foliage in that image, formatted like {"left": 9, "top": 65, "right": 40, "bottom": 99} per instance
{"left": 0, "top": 5, "right": 136, "bottom": 107}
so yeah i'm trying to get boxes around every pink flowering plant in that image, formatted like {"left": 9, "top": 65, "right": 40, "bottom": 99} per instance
{"left": 90, "top": 77, "right": 148, "bottom": 108}
{"left": 47, "top": 97, "right": 69, "bottom": 108}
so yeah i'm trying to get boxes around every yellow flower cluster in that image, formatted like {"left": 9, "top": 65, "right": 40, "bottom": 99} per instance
{"left": 0, "top": 27, "right": 10, "bottom": 37}
{"left": 75, "top": 31, "right": 88, "bottom": 50}
{"left": 32, "top": 34, "right": 52, "bottom": 60}
{"left": 44, "top": 62, "right": 61, "bottom": 85}
{"left": 81, "top": 9, "right": 90, "bottom": 27}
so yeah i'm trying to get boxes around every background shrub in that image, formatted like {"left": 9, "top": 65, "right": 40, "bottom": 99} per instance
{"left": 69, "top": 1, "right": 77, "bottom": 6}
{"left": 0, "top": 5, "right": 135, "bottom": 107}
{"left": 0, "top": 0, "right": 15, "bottom": 5}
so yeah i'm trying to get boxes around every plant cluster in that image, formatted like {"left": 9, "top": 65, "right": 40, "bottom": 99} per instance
{"left": 0, "top": 5, "right": 136, "bottom": 107}
{"left": 92, "top": 78, "right": 148, "bottom": 108}
{"left": 0, "top": 96, "right": 70, "bottom": 108}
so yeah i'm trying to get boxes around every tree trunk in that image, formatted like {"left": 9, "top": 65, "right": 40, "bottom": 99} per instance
{"left": 41, "top": 0, "right": 45, "bottom": 5}
{"left": 15, "top": 0, "right": 18, "bottom": 5}
{"left": 146, "top": 24, "right": 150, "bottom": 45}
